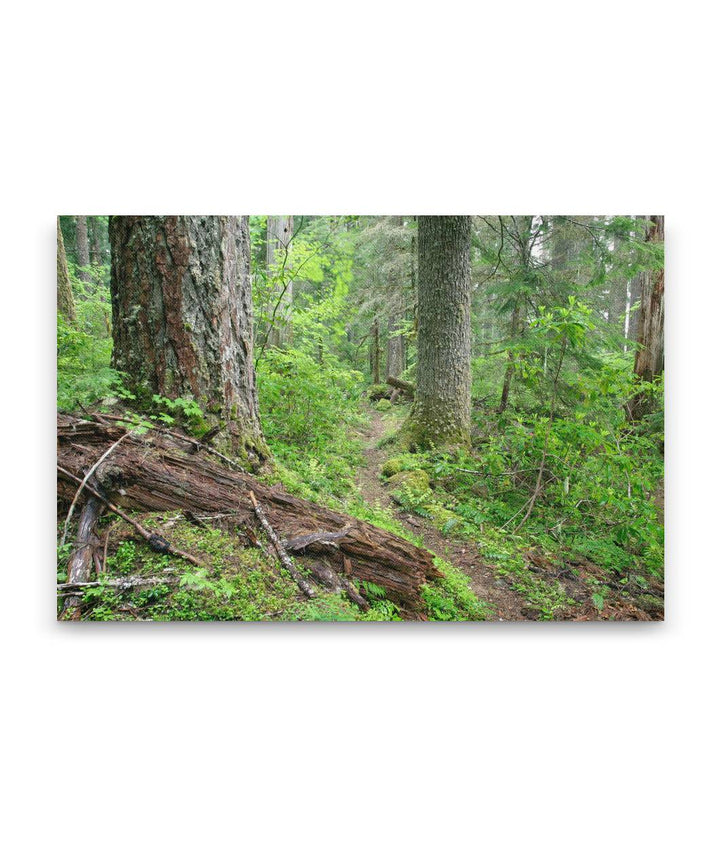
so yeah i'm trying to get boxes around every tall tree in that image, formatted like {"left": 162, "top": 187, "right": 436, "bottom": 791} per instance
{"left": 75, "top": 215, "right": 91, "bottom": 283}
{"left": 88, "top": 216, "right": 103, "bottom": 266}
{"left": 498, "top": 216, "right": 534, "bottom": 412}
{"left": 630, "top": 215, "right": 664, "bottom": 418}
{"left": 386, "top": 217, "right": 407, "bottom": 380}
{"left": 370, "top": 316, "right": 381, "bottom": 383}
{"left": 386, "top": 312, "right": 405, "bottom": 379}
{"left": 403, "top": 216, "right": 472, "bottom": 448}
{"left": 109, "top": 215, "right": 267, "bottom": 461}
{"left": 266, "top": 215, "right": 294, "bottom": 347}
{"left": 57, "top": 217, "right": 76, "bottom": 323}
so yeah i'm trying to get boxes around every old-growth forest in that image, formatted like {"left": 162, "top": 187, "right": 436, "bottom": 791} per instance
{"left": 57, "top": 214, "right": 664, "bottom": 621}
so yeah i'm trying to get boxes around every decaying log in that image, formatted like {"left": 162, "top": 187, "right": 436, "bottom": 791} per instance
{"left": 57, "top": 465, "right": 205, "bottom": 568}
{"left": 280, "top": 527, "right": 369, "bottom": 608}
{"left": 60, "top": 496, "right": 102, "bottom": 620}
{"left": 387, "top": 376, "right": 415, "bottom": 398}
{"left": 308, "top": 558, "right": 369, "bottom": 610}
{"left": 58, "top": 575, "right": 176, "bottom": 592}
{"left": 249, "top": 490, "right": 315, "bottom": 598}
{"left": 57, "top": 414, "right": 441, "bottom": 612}
{"left": 59, "top": 431, "right": 130, "bottom": 549}
{"left": 94, "top": 413, "right": 247, "bottom": 473}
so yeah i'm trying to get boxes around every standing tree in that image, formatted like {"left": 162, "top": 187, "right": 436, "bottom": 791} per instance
{"left": 630, "top": 215, "right": 664, "bottom": 418}
{"left": 75, "top": 215, "right": 92, "bottom": 283}
{"left": 386, "top": 312, "right": 405, "bottom": 380}
{"left": 266, "top": 215, "right": 294, "bottom": 347}
{"left": 57, "top": 217, "right": 76, "bottom": 323}
{"left": 403, "top": 215, "right": 472, "bottom": 448}
{"left": 89, "top": 216, "right": 104, "bottom": 266}
{"left": 109, "top": 215, "right": 267, "bottom": 461}
{"left": 498, "top": 216, "right": 535, "bottom": 412}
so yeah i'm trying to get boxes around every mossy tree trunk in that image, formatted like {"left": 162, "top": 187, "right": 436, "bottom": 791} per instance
{"left": 109, "top": 215, "right": 267, "bottom": 461}
{"left": 403, "top": 215, "right": 472, "bottom": 448}
{"left": 57, "top": 217, "right": 76, "bottom": 323}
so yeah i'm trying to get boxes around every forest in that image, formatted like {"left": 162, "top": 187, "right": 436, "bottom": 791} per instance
{"left": 56, "top": 214, "right": 664, "bottom": 622}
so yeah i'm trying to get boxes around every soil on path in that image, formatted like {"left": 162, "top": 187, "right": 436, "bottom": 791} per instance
{"left": 357, "top": 408, "right": 529, "bottom": 620}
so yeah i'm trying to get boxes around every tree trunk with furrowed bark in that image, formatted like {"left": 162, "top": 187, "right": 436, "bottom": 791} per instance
{"left": 109, "top": 216, "right": 266, "bottom": 461}
{"left": 403, "top": 215, "right": 472, "bottom": 448}
{"left": 57, "top": 415, "right": 441, "bottom": 615}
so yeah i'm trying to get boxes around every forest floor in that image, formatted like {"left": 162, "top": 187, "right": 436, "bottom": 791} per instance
{"left": 356, "top": 407, "right": 527, "bottom": 620}
{"left": 355, "top": 404, "right": 663, "bottom": 621}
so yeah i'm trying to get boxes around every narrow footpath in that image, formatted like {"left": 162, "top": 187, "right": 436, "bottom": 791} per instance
{"left": 357, "top": 408, "right": 528, "bottom": 620}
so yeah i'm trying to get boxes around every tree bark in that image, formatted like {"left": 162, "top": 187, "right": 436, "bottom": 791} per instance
{"left": 630, "top": 215, "right": 664, "bottom": 418}
{"left": 75, "top": 215, "right": 91, "bottom": 283}
{"left": 109, "top": 216, "right": 266, "bottom": 460}
{"left": 57, "top": 217, "right": 76, "bottom": 323}
{"left": 404, "top": 216, "right": 472, "bottom": 448}
{"left": 266, "top": 215, "right": 294, "bottom": 347}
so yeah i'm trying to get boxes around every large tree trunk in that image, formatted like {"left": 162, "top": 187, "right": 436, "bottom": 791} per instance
{"left": 75, "top": 215, "right": 91, "bottom": 283}
{"left": 266, "top": 215, "right": 294, "bottom": 348}
{"left": 109, "top": 216, "right": 266, "bottom": 461}
{"left": 630, "top": 215, "right": 664, "bottom": 418}
{"left": 57, "top": 415, "right": 441, "bottom": 615}
{"left": 57, "top": 217, "right": 76, "bottom": 323}
{"left": 404, "top": 216, "right": 472, "bottom": 448}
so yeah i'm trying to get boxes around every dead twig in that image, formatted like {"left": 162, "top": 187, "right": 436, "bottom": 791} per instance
{"left": 59, "top": 432, "right": 130, "bottom": 549}
{"left": 249, "top": 490, "right": 315, "bottom": 598}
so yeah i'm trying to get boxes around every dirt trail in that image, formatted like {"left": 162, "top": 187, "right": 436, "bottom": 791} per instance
{"left": 357, "top": 409, "right": 528, "bottom": 620}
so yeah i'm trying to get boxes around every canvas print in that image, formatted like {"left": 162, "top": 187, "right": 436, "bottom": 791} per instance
{"left": 57, "top": 216, "right": 664, "bottom": 621}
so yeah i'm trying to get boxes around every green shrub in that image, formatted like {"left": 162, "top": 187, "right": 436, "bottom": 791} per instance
{"left": 257, "top": 347, "right": 364, "bottom": 500}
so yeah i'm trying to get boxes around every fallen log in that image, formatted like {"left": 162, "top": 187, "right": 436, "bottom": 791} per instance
{"left": 387, "top": 376, "right": 415, "bottom": 398}
{"left": 57, "top": 466, "right": 205, "bottom": 569}
{"left": 60, "top": 495, "right": 102, "bottom": 620}
{"left": 57, "top": 414, "right": 441, "bottom": 612}
{"left": 58, "top": 575, "right": 176, "bottom": 592}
